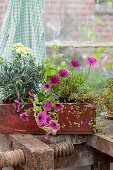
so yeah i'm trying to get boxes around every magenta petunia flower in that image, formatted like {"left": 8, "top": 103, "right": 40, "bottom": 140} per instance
{"left": 50, "top": 75, "right": 60, "bottom": 86}
{"left": 29, "top": 92, "right": 35, "bottom": 100}
{"left": 37, "top": 112, "right": 46, "bottom": 125}
{"left": 20, "top": 112, "right": 29, "bottom": 121}
{"left": 59, "top": 69, "right": 69, "bottom": 78}
{"left": 49, "top": 120, "right": 60, "bottom": 130}
{"left": 87, "top": 57, "right": 96, "bottom": 65}
{"left": 43, "top": 122, "right": 49, "bottom": 126}
{"left": 44, "top": 83, "right": 51, "bottom": 90}
{"left": 72, "top": 60, "right": 81, "bottom": 67}
{"left": 15, "top": 100, "right": 23, "bottom": 112}
{"left": 54, "top": 103, "right": 63, "bottom": 111}
{"left": 43, "top": 100, "right": 52, "bottom": 111}
{"left": 46, "top": 114, "right": 52, "bottom": 122}
{"left": 44, "top": 131, "right": 53, "bottom": 139}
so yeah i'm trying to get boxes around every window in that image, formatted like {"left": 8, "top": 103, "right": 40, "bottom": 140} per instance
{"left": 95, "top": 0, "right": 113, "bottom": 14}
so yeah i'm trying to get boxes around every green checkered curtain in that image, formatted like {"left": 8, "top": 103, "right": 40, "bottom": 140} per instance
{"left": 0, "top": 0, "right": 45, "bottom": 63}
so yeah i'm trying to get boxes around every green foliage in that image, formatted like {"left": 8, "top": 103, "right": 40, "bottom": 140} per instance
{"left": 93, "top": 48, "right": 109, "bottom": 59}
{"left": 81, "top": 24, "right": 96, "bottom": 41}
{"left": 42, "top": 45, "right": 65, "bottom": 80}
{"left": 41, "top": 46, "right": 97, "bottom": 103}
{"left": 0, "top": 44, "right": 43, "bottom": 103}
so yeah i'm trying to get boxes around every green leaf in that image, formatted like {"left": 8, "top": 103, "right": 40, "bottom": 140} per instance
{"left": 93, "top": 48, "right": 109, "bottom": 59}
{"left": 94, "top": 17, "right": 104, "bottom": 25}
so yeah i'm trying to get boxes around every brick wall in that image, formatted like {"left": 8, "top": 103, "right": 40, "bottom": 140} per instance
{"left": 0, "top": 0, "right": 113, "bottom": 70}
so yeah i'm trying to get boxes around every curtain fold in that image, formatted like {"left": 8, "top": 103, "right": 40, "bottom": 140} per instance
{"left": 0, "top": 0, "right": 45, "bottom": 63}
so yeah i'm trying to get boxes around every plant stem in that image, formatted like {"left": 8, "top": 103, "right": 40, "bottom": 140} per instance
{"left": 83, "top": 65, "right": 91, "bottom": 83}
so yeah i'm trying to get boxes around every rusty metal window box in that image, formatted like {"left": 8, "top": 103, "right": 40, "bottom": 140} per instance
{"left": 95, "top": 0, "right": 113, "bottom": 15}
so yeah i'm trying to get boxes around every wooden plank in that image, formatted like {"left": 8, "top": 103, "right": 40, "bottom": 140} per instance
{"left": 46, "top": 41, "right": 113, "bottom": 48}
{"left": 87, "top": 119, "right": 113, "bottom": 157}
{"left": 0, "top": 103, "right": 95, "bottom": 134}
{"left": 87, "top": 133, "right": 113, "bottom": 157}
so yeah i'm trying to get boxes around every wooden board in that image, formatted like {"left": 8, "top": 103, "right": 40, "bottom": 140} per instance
{"left": 0, "top": 103, "right": 96, "bottom": 134}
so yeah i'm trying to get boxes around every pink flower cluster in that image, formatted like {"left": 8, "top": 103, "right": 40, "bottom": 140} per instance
{"left": 36, "top": 100, "right": 63, "bottom": 138}
{"left": 44, "top": 57, "right": 96, "bottom": 91}
{"left": 44, "top": 69, "right": 69, "bottom": 90}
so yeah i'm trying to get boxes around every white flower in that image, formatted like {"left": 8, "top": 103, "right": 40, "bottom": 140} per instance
{"left": 12, "top": 43, "right": 33, "bottom": 57}
{"left": 12, "top": 43, "right": 24, "bottom": 50}
{"left": 24, "top": 47, "right": 33, "bottom": 56}
{"left": 16, "top": 47, "right": 28, "bottom": 57}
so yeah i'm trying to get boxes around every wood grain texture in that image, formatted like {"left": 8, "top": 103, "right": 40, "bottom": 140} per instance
{"left": 0, "top": 103, "right": 96, "bottom": 134}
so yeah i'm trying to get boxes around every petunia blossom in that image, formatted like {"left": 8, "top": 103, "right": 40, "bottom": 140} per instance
{"left": 87, "top": 57, "right": 96, "bottom": 65}
{"left": 72, "top": 60, "right": 81, "bottom": 67}
{"left": 44, "top": 83, "right": 51, "bottom": 90}
{"left": 50, "top": 75, "right": 60, "bottom": 86}
{"left": 37, "top": 112, "right": 46, "bottom": 125}
{"left": 29, "top": 92, "right": 35, "bottom": 100}
{"left": 44, "top": 131, "right": 53, "bottom": 139}
{"left": 49, "top": 120, "right": 60, "bottom": 130}
{"left": 46, "top": 114, "right": 52, "bottom": 122}
{"left": 54, "top": 103, "right": 63, "bottom": 111}
{"left": 43, "top": 100, "right": 52, "bottom": 111}
{"left": 15, "top": 100, "right": 23, "bottom": 112}
{"left": 20, "top": 112, "right": 29, "bottom": 121}
{"left": 59, "top": 69, "right": 69, "bottom": 78}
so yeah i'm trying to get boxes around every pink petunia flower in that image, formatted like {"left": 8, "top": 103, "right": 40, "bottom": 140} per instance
{"left": 46, "top": 114, "right": 52, "bottom": 122}
{"left": 72, "top": 60, "right": 81, "bottom": 67}
{"left": 44, "top": 131, "right": 53, "bottom": 139}
{"left": 44, "top": 83, "right": 51, "bottom": 90}
{"left": 37, "top": 112, "right": 46, "bottom": 125}
{"left": 54, "top": 103, "right": 63, "bottom": 111}
{"left": 20, "top": 112, "right": 29, "bottom": 121}
{"left": 50, "top": 75, "right": 60, "bottom": 86}
{"left": 87, "top": 57, "right": 96, "bottom": 65}
{"left": 59, "top": 69, "right": 69, "bottom": 78}
{"left": 15, "top": 100, "right": 23, "bottom": 112}
{"left": 49, "top": 120, "right": 60, "bottom": 130}
{"left": 29, "top": 92, "right": 35, "bottom": 100}
{"left": 43, "top": 100, "right": 52, "bottom": 111}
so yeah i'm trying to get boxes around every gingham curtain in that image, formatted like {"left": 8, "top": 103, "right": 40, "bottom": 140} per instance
{"left": 0, "top": 0, "right": 45, "bottom": 63}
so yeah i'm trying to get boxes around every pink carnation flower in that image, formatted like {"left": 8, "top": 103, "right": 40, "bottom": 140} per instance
{"left": 87, "top": 57, "right": 96, "bottom": 65}
{"left": 50, "top": 75, "right": 60, "bottom": 86}
{"left": 59, "top": 69, "right": 69, "bottom": 78}
{"left": 72, "top": 60, "right": 81, "bottom": 67}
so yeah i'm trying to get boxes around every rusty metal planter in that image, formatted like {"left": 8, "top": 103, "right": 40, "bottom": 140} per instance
{"left": 0, "top": 103, "right": 96, "bottom": 134}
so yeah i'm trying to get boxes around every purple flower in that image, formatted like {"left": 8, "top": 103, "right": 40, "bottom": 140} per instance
{"left": 29, "top": 92, "right": 35, "bottom": 100}
{"left": 49, "top": 120, "right": 60, "bottom": 130}
{"left": 59, "top": 69, "right": 69, "bottom": 78}
{"left": 20, "top": 112, "right": 28, "bottom": 121}
{"left": 46, "top": 114, "right": 52, "bottom": 122}
{"left": 43, "top": 100, "right": 52, "bottom": 111}
{"left": 44, "top": 83, "right": 51, "bottom": 90}
{"left": 43, "top": 122, "right": 49, "bottom": 126}
{"left": 87, "top": 57, "right": 96, "bottom": 65}
{"left": 44, "top": 131, "right": 53, "bottom": 139}
{"left": 72, "top": 60, "right": 81, "bottom": 67}
{"left": 37, "top": 112, "right": 46, "bottom": 125}
{"left": 54, "top": 103, "right": 63, "bottom": 111}
{"left": 15, "top": 100, "right": 23, "bottom": 112}
{"left": 50, "top": 75, "right": 60, "bottom": 86}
